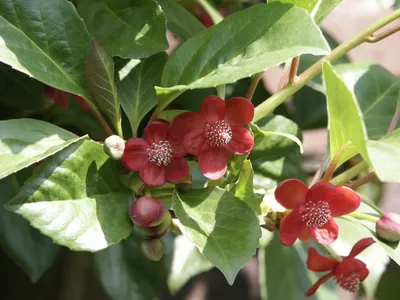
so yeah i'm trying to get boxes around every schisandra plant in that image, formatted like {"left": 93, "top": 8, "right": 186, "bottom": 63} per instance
{"left": 1, "top": 1, "right": 400, "bottom": 299}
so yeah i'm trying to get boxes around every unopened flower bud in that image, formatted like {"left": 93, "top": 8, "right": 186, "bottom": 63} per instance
{"left": 129, "top": 196, "right": 165, "bottom": 228}
{"left": 103, "top": 135, "right": 125, "bottom": 160}
{"left": 141, "top": 239, "right": 164, "bottom": 261}
{"left": 137, "top": 210, "right": 172, "bottom": 239}
{"left": 376, "top": 212, "right": 400, "bottom": 242}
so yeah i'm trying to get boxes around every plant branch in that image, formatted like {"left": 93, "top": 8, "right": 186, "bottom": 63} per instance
{"left": 253, "top": 9, "right": 400, "bottom": 122}
{"left": 245, "top": 72, "right": 264, "bottom": 101}
{"left": 288, "top": 56, "right": 300, "bottom": 84}
{"left": 364, "top": 23, "right": 400, "bottom": 43}
{"left": 345, "top": 172, "right": 377, "bottom": 189}
{"left": 330, "top": 161, "right": 369, "bottom": 186}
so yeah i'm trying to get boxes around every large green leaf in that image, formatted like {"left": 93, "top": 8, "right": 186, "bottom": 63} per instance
{"left": 85, "top": 39, "right": 121, "bottom": 134}
{"left": 94, "top": 232, "right": 171, "bottom": 300}
{"left": 117, "top": 53, "right": 167, "bottom": 137}
{"left": 335, "top": 62, "right": 400, "bottom": 139}
{"left": 156, "top": 3, "right": 330, "bottom": 111}
{"left": 78, "top": 0, "right": 168, "bottom": 59}
{"left": 6, "top": 140, "right": 133, "bottom": 252}
{"left": 259, "top": 232, "right": 337, "bottom": 300}
{"left": 323, "top": 62, "right": 370, "bottom": 165}
{"left": 268, "top": 0, "right": 320, "bottom": 13}
{"left": 0, "top": 0, "right": 91, "bottom": 98}
{"left": 158, "top": 0, "right": 205, "bottom": 41}
{"left": 0, "top": 119, "right": 84, "bottom": 180}
{"left": 168, "top": 235, "right": 213, "bottom": 295}
{"left": 367, "top": 128, "right": 400, "bottom": 182}
{"left": 173, "top": 187, "right": 261, "bottom": 284}
{"left": 0, "top": 169, "right": 59, "bottom": 282}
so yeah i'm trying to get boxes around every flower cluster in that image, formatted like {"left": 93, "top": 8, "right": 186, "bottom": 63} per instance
{"left": 122, "top": 95, "right": 254, "bottom": 186}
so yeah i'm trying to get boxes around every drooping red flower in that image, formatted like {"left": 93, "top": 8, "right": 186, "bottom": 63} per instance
{"left": 275, "top": 179, "right": 360, "bottom": 246}
{"left": 169, "top": 95, "right": 254, "bottom": 180}
{"left": 305, "top": 237, "right": 375, "bottom": 296}
{"left": 121, "top": 121, "right": 189, "bottom": 187}
{"left": 45, "top": 86, "right": 69, "bottom": 109}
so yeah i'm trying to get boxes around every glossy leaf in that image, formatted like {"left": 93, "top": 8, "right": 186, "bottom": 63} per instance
{"left": 117, "top": 53, "right": 167, "bottom": 136}
{"left": 0, "top": 0, "right": 91, "bottom": 98}
{"left": 78, "top": 0, "right": 168, "bottom": 58}
{"left": 234, "top": 160, "right": 263, "bottom": 215}
{"left": 259, "top": 232, "right": 337, "bottom": 300}
{"left": 0, "top": 119, "right": 84, "bottom": 180}
{"left": 173, "top": 187, "right": 261, "bottom": 284}
{"left": 158, "top": 0, "right": 205, "bottom": 41}
{"left": 6, "top": 140, "right": 133, "bottom": 252}
{"left": 0, "top": 169, "right": 59, "bottom": 282}
{"left": 323, "top": 62, "right": 370, "bottom": 165}
{"left": 85, "top": 39, "right": 121, "bottom": 134}
{"left": 168, "top": 235, "right": 213, "bottom": 294}
{"left": 367, "top": 128, "right": 400, "bottom": 182}
{"left": 156, "top": 3, "right": 330, "bottom": 111}
{"left": 95, "top": 232, "right": 172, "bottom": 300}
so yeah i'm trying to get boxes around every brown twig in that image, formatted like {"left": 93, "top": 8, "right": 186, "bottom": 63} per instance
{"left": 288, "top": 56, "right": 300, "bottom": 84}
{"left": 364, "top": 23, "right": 400, "bottom": 43}
{"left": 245, "top": 72, "right": 264, "bottom": 101}
{"left": 345, "top": 172, "right": 377, "bottom": 189}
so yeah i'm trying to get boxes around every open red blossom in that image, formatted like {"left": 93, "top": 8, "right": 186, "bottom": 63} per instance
{"left": 121, "top": 121, "right": 189, "bottom": 187}
{"left": 306, "top": 237, "right": 375, "bottom": 296}
{"left": 275, "top": 179, "right": 360, "bottom": 246}
{"left": 169, "top": 95, "right": 254, "bottom": 180}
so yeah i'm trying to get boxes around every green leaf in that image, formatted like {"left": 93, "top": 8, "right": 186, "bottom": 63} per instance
{"left": 168, "top": 235, "right": 213, "bottom": 295}
{"left": 117, "top": 53, "right": 167, "bottom": 137}
{"left": 314, "top": 0, "right": 341, "bottom": 24}
{"left": 173, "top": 187, "right": 261, "bottom": 284}
{"left": 158, "top": 109, "right": 188, "bottom": 122}
{"left": 367, "top": 128, "right": 400, "bottom": 182}
{"left": 323, "top": 62, "right": 370, "bottom": 165}
{"left": 0, "top": 0, "right": 91, "bottom": 98}
{"left": 250, "top": 115, "right": 302, "bottom": 160}
{"left": 268, "top": 0, "right": 320, "bottom": 14}
{"left": 6, "top": 140, "right": 133, "bottom": 252}
{"left": 0, "top": 169, "right": 59, "bottom": 282}
{"left": 0, "top": 118, "right": 84, "bottom": 180}
{"left": 156, "top": 3, "right": 330, "bottom": 111}
{"left": 78, "top": 0, "right": 168, "bottom": 58}
{"left": 85, "top": 39, "right": 122, "bottom": 135}
{"left": 259, "top": 232, "right": 337, "bottom": 300}
{"left": 158, "top": 0, "right": 205, "bottom": 41}
{"left": 95, "top": 232, "right": 171, "bottom": 300}
{"left": 234, "top": 160, "right": 263, "bottom": 215}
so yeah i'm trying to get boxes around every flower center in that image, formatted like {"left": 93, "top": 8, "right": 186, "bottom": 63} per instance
{"left": 334, "top": 273, "right": 361, "bottom": 293}
{"left": 300, "top": 200, "right": 331, "bottom": 228}
{"left": 206, "top": 120, "right": 232, "bottom": 147}
{"left": 147, "top": 140, "right": 173, "bottom": 166}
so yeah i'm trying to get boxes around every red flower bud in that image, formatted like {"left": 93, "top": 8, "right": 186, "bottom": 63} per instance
{"left": 129, "top": 196, "right": 165, "bottom": 228}
{"left": 140, "top": 239, "right": 164, "bottom": 261}
{"left": 376, "top": 212, "right": 400, "bottom": 242}
{"left": 137, "top": 210, "right": 172, "bottom": 239}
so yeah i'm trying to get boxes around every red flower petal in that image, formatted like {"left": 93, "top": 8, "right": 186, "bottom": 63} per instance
{"left": 165, "top": 157, "right": 189, "bottom": 183}
{"left": 329, "top": 186, "right": 361, "bottom": 217}
{"left": 279, "top": 209, "right": 306, "bottom": 246}
{"left": 359, "top": 266, "right": 369, "bottom": 282}
{"left": 74, "top": 95, "right": 91, "bottom": 112}
{"left": 307, "top": 247, "right": 339, "bottom": 272}
{"left": 168, "top": 136, "right": 187, "bottom": 158}
{"left": 121, "top": 138, "right": 149, "bottom": 171}
{"left": 144, "top": 121, "right": 169, "bottom": 144}
{"left": 335, "top": 257, "right": 367, "bottom": 276}
{"left": 306, "top": 181, "right": 338, "bottom": 204}
{"left": 274, "top": 179, "right": 308, "bottom": 209}
{"left": 200, "top": 95, "right": 225, "bottom": 124}
{"left": 224, "top": 97, "right": 254, "bottom": 126}
{"left": 184, "top": 129, "right": 206, "bottom": 155}
{"left": 224, "top": 127, "right": 254, "bottom": 154}
{"left": 139, "top": 162, "right": 166, "bottom": 187}
{"left": 169, "top": 112, "right": 205, "bottom": 139}
{"left": 311, "top": 218, "right": 339, "bottom": 245}
{"left": 305, "top": 272, "right": 334, "bottom": 297}
{"left": 299, "top": 226, "right": 313, "bottom": 243}
{"left": 348, "top": 237, "right": 375, "bottom": 258}
{"left": 198, "top": 145, "right": 227, "bottom": 180}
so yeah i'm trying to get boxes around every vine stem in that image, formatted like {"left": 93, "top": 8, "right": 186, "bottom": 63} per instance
{"left": 330, "top": 161, "right": 369, "bottom": 186}
{"left": 253, "top": 9, "right": 400, "bottom": 122}
{"left": 348, "top": 212, "right": 379, "bottom": 223}
{"left": 245, "top": 72, "right": 264, "bottom": 101}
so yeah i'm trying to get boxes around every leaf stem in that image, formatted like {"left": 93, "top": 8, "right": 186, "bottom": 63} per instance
{"left": 253, "top": 9, "right": 400, "bottom": 122}
{"left": 348, "top": 212, "right": 379, "bottom": 223}
{"left": 364, "top": 23, "right": 400, "bottom": 43}
{"left": 93, "top": 111, "right": 114, "bottom": 137}
{"left": 321, "top": 141, "right": 351, "bottom": 182}
{"left": 361, "top": 198, "right": 384, "bottom": 215}
{"left": 245, "top": 72, "right": 264, "bottom": 101}
{"left": 197, "top": 0, "right": 224, "bottom": 24}
{"left": 330, "top": 161, "right": 369, "bottom": 186}
{"left": 345, "top": 172, "right": 377, "bottom": 189}
{"left": 288, "top": 56, "right": 300, "bottom": 84}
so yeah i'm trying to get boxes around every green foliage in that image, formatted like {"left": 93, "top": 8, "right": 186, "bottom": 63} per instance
{"left": 268, "top": 0, "right": 320, "bottom": 13}
{"left": 6, "top": 140, "right": 133, "bottom": 251}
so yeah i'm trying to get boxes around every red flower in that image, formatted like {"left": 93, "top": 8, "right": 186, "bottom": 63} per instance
{"left": 199, "top": 8, "right": 228, "bottom": 28}
{"left": 305, "top": 237, "right": 375, "bottom": 296}
{"left": 275, "top": 179, "right": 360, "bottom": 246}
{"left": 45, "top": 86, "right": 69, "bottom": 109}
{"left": 121, "top": 121, "right": 189, "bottom": 187}
{"left": 169, "top": 95, "right": 254, "bottom": 180}
{"left": 73, "top": 95, "right": 91, "bottom": 112}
